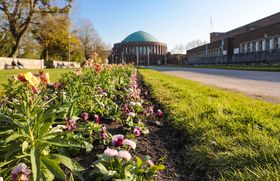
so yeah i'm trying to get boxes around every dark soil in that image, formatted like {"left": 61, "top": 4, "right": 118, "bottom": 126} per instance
{"left": 74, "top": 76, "right": 192, "bottom": 181}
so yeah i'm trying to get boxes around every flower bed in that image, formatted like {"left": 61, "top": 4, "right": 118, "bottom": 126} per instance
{"left": 0, "top": 65, "right": 165, "bottom": 180}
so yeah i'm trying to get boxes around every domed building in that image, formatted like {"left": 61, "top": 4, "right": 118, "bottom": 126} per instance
{"left": 110, "top": 31, "right": 168, "bottom": 65}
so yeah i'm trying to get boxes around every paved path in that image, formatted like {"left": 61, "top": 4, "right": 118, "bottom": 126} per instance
{"left": 149, "top": 66, "right": 280, "bottom": 103}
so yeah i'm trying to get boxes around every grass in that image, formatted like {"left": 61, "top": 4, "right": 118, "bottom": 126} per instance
{"left": 139, "top": 68, "right": 280, "bottom": 180}
{"left": 169, "top": 64, "right": 280, "bottom": 72}
{"left": 0, "top": 69, "right": 71, "bottom": 95}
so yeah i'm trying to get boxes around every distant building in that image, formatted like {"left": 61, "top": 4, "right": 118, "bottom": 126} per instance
{"left": 187, "top": 12, "right": 280, "bottom": 65}
{"left": 110, "top": 31, "right": 167, "bottom": 65}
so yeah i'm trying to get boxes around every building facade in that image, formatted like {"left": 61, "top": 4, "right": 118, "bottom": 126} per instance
{"left": 187, "top": 12, "right": 280, "bottom": 65}
{"left": 110, "top": 31, "right": 168, "bottom": 65}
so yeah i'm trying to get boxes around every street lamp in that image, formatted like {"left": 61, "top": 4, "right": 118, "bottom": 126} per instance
{"left": 147, "top": 47, "right": 150, "bottom": 66}
{"left": 68, "top": 35, "right": 71, "bottom": 63}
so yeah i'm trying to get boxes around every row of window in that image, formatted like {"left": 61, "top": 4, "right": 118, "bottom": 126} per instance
{"left": 115, "top": 46, "right": 166, "bottom": 55}
{"left": 240, "top": 37, "right": 280, "bottom": 53}
{"left": 188, "top": 48, "right": 222, "bottom": 59}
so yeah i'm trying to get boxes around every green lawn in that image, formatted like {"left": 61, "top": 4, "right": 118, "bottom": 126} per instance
{"left": 0, "top": 69, "right": 71, "bottom": 95}
{"left": 169, "top": 64, "right": 280, "bottom": 72}
{"left": 139, "top": 69, "right": 280, "bottom": 180}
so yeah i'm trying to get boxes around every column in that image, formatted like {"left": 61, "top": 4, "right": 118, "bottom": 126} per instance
{"left": 256, "top": 42, "right": 259, "bottom": 52}
{"left": 269, "top": 39, "right": 274, "bottom": 50}
{"left": 262, "top": 41, "right": 265, "bottom": 51}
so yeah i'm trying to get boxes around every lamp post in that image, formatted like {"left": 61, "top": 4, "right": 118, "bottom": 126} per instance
{"left": 147, "top": 47, "right": 150, "bottom": 66}
{"left": 68, "top": 35, "right": 71, "bottom": 63}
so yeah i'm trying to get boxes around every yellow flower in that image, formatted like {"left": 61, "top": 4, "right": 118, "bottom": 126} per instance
{"left": 24, "top": 72, "right": 40, "bottom": 87}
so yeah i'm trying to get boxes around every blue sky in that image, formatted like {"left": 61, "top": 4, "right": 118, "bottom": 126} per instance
{"left": 71, "top": 0, "right": 280, "bottom": 50}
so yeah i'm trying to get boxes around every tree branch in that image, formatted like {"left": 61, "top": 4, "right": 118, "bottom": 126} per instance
{"left": 12, "top": 0, "right": 22, "bottom": 17}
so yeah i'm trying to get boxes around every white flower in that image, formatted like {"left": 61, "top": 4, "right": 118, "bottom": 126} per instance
{"left": 123, "top": 139, "right": 136, "bottom": 149}
{"left": 128, "top": 112, "right": 136, "bottom": 117}
{"left": 50, "top": 125, "right": 67, "bottom": 133}
{"left": 104, "top": 148, "right": 118, "bottom": 157}
{"left": 129, "top": 88, "right": 134, "bottom": 93}
{"left": 0, "top": 177, "right": 3, "bottom": 181}
{"left": 136, "top": 102, "right": 142, "bottom": 107}
{"left": 129, "top": 101, "right": 136, "bottom": 107}
{"left": 116, "top": 150, "right": 131, "bottom": 161}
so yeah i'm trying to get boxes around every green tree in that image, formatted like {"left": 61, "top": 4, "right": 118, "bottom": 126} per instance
{"left": 33, "top": 14, "right": 83, "bottom": 62}
{"left": 0, "top": 0, "right": 72, "bottom": 58}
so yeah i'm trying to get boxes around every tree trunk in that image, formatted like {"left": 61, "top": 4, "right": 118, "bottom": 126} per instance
{"left": 9, "top": 36, "right": 21, "bottom": 58}
{"left": 46, "top": 48, "right": 49, "bottom": 62}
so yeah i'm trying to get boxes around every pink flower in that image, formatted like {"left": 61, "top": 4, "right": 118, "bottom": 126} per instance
{"left": 157, "top": 109, "right": 164, "bottom": 117}
{"left": 81, "top": 112, "right": 89, "bottom": 122}
{"left": 104, "top": 148, "right": 118, "bottom": 157}
{"left": 133, "top": 127, "right": 141, "bottom": 137}
{"left": 11, "top": 163, "right": 30, "bottom": 181}
{"left": 122, "top": 104, "right": 128, "bottom": 113}
{"left": 95, "top": 114, "right": 100, "bottom": 124}
{"left": 147, "top": 160, "right": 154, "bottom": 167}
{"left": 112, "top": 134, "right": 124, "bottom": 146}
{"left": 123, "top": 139, "right": 136, "bottom": 149}
{"left": 128, "top": 112, "right": 136, "bottom": 117}
{"left": 53, "top": 82, "right": 62, "bottom": 90}
{"left": 17, "top": 73, "right": 27, "bottom": 82}
{"left": 13, "top": 75, "right": 19, "bottom": 81}
{"left": 101, "top": 131, "right": 108, "bottom": 139}
{"left": 65, "top": 118, "right": 76, "bottom": 131}
{"left": 101, "top": 125, "right": 108, "bottom": 139}
{"left": 95, "top": 86, "right": 104, "bottom": 94}
{"left": 74, "top": 69, "right": 81, "bottom": 75}
{"left": 31, "top": 86, "right": 39, "bottom": 94}
{"left": 116, "top": 150, "right": 131, "bottom": 161}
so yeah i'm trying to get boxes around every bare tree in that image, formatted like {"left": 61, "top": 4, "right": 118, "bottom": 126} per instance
{"left": 185, "top": 39, "right": 208, "bottom": 50}
{"left": 0, "top": 0, "right": 72, "bottom": 57}
{"left": 171, "top": 39, "right": 208, "bottom": 54}
{"left": 74, "top": 18, "right": 100, "bottom": 60}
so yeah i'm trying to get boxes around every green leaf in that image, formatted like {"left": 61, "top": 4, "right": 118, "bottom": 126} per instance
{"left": 42, "top": 156, "right": 66, "bottom": 180}
{"left": 0, "top": 114, "right": 25, "bottom": 128}
{"left": 5, "top": 144, "right": 21, "bottom": 160}
{"left": 5, "top": 133, "right": 27, "bottom": 144}
{"left": 48, "top": 154, "right": 84, "bottom": 172}
{"left": 38, "top": 121, "right": 53, "bottom": 138}
{"left": 39, "top": 139, "right": 81, "bottom": 148}
{"left": 135, "top": 156, "right": 143, "bottom": 168}
{"left": 147, "top": 164, "right": 165, "bottom": 173}
{"left": 0, "top": 129, "right": 13, "bottom": 135}
{"left": 22, "top": 141, "right": 29, "bottom": 154}
{"left": 41, "top": 168, "right": 55, "bottom": 181}
{"left": 95, "top": 162, "right": 108, "bottom": 175}
{"left": 31, "top": 147, "right": 41, "bottom": 181}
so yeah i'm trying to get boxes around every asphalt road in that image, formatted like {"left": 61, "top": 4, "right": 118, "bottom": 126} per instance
{"left": 149, "top": 66, "right": 280, "bottom": 103}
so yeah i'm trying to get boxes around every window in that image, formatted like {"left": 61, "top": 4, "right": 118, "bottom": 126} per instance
{"left": 247, "top": 43, "right": 251, "bottom": 53}
{"left": 259, "top": 40, "right": 263, "bottom": 51}
{"left": 265, "top": 39, "right": 270, "bottom": 50}
{"left": 143, "top": 46, "right": 147, "bottom": 55}
{"left": 275, "top": 37, "right": 280, "bottom": 49}
{"left": 252, "top": 42, "right": 256, "bottom": 52}
{"left": 241, "top": 44, "right": 246, "bottom": 53}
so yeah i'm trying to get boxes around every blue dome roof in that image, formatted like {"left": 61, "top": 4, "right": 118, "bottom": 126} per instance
{"left": 122, "top": 31, "right": 158, "bottom": 43}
